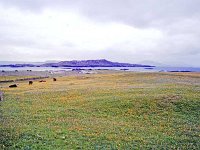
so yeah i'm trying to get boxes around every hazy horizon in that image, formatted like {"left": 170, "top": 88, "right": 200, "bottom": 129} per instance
{"left": 0, "top": 59, "right": 199, "bottom": 67}
{"left": 0, "top": 0, "right": 200, "bottom": 67}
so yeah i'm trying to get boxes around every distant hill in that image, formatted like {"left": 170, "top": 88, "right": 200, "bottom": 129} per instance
{"left": 0, "top": 59, "right": 154, "bottom": 68}
{"left": 0, "top": 61, "right": 43, "bottom": 65}
{"left": 41, "top": 59, "right": 154, "bottom": 67}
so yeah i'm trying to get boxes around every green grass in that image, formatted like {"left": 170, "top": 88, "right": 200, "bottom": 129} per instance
{"left": 0, "top": 76, "right": 37, "bottom": 81}
{"left": 0, "top": 72, "right": 200, "bottom": 149}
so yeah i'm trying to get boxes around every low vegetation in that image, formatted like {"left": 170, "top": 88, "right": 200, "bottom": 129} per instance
{"left": 0, "top": 72, "right": 200, "bottom": 149}
{"left": 0, "top": 76, "right": 36, "bottom": 82}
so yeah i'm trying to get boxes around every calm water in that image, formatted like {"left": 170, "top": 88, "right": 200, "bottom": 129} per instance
{"left": 0, "top": 66, "right": 200, "bottom": 72}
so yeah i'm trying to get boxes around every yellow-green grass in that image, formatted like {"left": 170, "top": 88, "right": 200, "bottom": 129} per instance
{"left": 0, "top": 76, "right": 37, "bottom": 81}
{"left": 0, "top": 72, "right": 200, "bottom": 149}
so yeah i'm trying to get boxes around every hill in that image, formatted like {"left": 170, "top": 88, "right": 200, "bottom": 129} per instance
{"left": 41, "top": 59, "right": 154, "bottom": 67}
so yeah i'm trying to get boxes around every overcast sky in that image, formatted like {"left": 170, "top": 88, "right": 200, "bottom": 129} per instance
{"left": 0, "top": 0, "right": 200, "bottom": 66}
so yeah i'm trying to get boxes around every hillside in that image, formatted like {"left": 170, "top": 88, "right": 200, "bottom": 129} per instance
{"left": 41, "top": 59, "right": 154, "bottom": 67}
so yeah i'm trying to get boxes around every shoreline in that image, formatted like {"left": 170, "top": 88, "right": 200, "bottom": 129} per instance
{"left": 1, "top": 66, "right": 200, "bottom": 73}
{"left": 0, "top": 69, "right": 200, "bottom": 85}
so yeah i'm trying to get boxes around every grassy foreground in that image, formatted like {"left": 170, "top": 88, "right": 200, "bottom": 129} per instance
{"left": 0, "top": 72, "right": 200, "bottom": 149}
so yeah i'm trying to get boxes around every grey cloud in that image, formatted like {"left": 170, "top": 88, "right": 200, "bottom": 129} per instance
{"left": 1, "top": 0, "right": 200, "bottom": 27}
{"left": 0, "top": 0, "right": 200, "bottom": 66}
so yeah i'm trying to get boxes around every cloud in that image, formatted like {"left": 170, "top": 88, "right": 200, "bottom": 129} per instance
{"left": 0, "top": 0, "right": 200, "bottom": 66}
{"left": 1, "top": 0, "right": 200, "bottom": 27}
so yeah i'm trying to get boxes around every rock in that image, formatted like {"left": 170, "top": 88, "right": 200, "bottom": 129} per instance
{"left": 0, "top": 91, "right": 3, "bottom": 101}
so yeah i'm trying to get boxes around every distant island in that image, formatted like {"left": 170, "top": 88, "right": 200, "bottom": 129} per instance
{"left": 0, "top": 59, "right": 155, "bottom": 68}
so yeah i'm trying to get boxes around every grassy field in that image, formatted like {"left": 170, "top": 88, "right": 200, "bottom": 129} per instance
{"left": 0, "top": 72, "right": 200, "bottom": 149}
{"left": 0, "top": 76, "right": 37, "bottom": 82}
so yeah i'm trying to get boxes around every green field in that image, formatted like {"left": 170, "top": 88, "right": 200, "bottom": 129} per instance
{"left": 0, "top": 76, "right": 36, "bottom": 82}
{"left": 0, "top": 72, "right": 200, "bottom": 149}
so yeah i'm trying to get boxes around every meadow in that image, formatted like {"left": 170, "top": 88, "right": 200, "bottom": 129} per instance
{"left": 0, "top": 71, "right": 200, "bottom": 149}
{"left": 0, "top": 76, "right": 36, "bottom": 82}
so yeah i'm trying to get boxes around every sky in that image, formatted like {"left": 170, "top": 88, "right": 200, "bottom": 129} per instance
{"left": 0, "top": 0, "right": 200, "bottom": 67}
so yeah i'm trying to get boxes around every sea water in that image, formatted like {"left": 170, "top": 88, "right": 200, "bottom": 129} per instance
{"left": 0, "top": 66, "right": 200, "bottom": 72}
